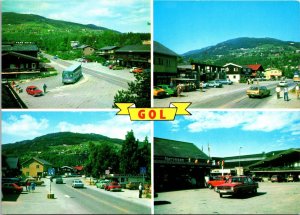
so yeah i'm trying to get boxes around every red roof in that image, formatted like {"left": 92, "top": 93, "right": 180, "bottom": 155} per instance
{"left": 247, "top": 64, "right": 262, "bottom": 71}
{"left": 74, "top": 166, "right": 84, "bottom": 171}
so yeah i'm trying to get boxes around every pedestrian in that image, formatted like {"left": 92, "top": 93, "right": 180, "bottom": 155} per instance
{"left": 296, "top": 84, "right": 300, "bottom": 99}
{"left": 176, "top": 84, "right": 182, "bottom": 97}
{"left": 170, "top": 80, "right": 174, "bottom": 88}
{"left": 138, "top": 183, "right": 143, "bottom": 198}
{"left": 284, "top": 86, "right": 289, "bottom": 101}
{"left": 276, "top": 85, "right": 281, "bottom": 99}
{"left": 200, "top": 81, "right": 203, "bottom": 92}
{"left": 43, "top": 83, "right": 47, "bottom": 94}
{"left": 247, "top": 78, "right": 250, "bottom": 85}
{"left": 31, "top": 182, "right": 36, "bottom": 193}
{"left": 27, "top": 181, "right": 31, "bottom": 192}
{"left": 251, "top": 79, "right": 254, "bottom": 84}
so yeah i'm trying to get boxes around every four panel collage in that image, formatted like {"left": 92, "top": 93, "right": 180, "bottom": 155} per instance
{"left": 1, "top": 0, "right": 300, "bottom": 214}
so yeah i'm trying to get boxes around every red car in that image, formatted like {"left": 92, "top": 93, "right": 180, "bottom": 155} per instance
{"left": 215, "top": 176, "right": 258, "bottom": 198}
{"left": 26, "top": 86, "right": 43, "bottom": 96}
{"left": 105, "top": 182, "right": 122, "bottom": 192}
{"left": 2, "top": 183, "right": 23, "bottom": 194}
{"left": 207, "top": 176, "right": 228, "bottom": 189}
{"left": 132, "top": 67, "right": 143, "bottom": 73}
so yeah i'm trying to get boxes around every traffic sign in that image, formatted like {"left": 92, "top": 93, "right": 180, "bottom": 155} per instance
{"left": 140, "top": 167, "right": 146, "bottom": 174}
{"left": 48, "top": 168, "right": 55, "bottom": 176}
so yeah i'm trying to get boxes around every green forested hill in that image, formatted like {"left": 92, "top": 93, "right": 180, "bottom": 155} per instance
{"left": 182, "top": 37, "right": 300, "bottom": 78}
{"left": 2, "top": 12, "right": 150, "bottom": 59}
{"left": 2, "top": 132, "right": 124, "bottom": 167}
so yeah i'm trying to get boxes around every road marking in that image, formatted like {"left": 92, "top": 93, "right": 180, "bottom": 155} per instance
{"left": 65, "top": 184, "right": 130, "bottom": 214}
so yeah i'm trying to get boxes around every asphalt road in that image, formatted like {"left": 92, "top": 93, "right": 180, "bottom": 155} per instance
{"left": 154, "top": 80, "right": 296, "bottom": 109}
{"left": 15, "top": 54, "right": 133, "bottom": 108}
{"left": 50, "top": 178, "right": 149, "bottom": 214}
{"left": 154, "top": 182, "right": 300, "bottom": 214}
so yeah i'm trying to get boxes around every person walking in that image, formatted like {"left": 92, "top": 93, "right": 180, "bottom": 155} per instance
{"left": 138, "top": 183, "right": 143, "bottom": 198}
{"left": 200, "top": 81, "right": 203, "bottom": 92}
{"left": 296, "top": 84, "right": 300, "bottom": 99}
{"left": 43, "top": 84, "right": 47, "bottom": 94}
{"left": 176, "top": 84, "right": 182, "bottom": 97}
{"left": 276, "top": 85, "right": 281, "bottom": 99}
{"left": 27, "top": 181, "right": 31, "bottom": 193}
{"left": 284, "top": 86, "right": 289, "bottom": 101}
{"left": 31, "top": 182, "right": 36, "bottom": 193}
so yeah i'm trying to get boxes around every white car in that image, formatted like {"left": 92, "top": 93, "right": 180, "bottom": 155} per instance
{"left": 72, "top": 179, "right": 84, "bottom": 188}
{"left": 278, "top": 81, "right": 288, "bottom": 87}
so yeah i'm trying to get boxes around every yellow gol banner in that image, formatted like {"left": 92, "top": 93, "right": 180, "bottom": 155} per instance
{"left": 115, "top": 102, "right": 192, "bottom": 121}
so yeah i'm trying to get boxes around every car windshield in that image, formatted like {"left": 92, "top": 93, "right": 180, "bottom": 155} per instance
{"left": 250, "top": 86, "right": 259, "bottom": 90}
{"left": 230, "top": 177, "right": 244, "bottom": 183}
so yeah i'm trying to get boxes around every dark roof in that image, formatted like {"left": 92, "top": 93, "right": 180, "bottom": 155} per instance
{"left": 115, "top": 45, "right": 150, "bottom": 53}
{"left": 154, "top": 137, "right": 209, "bottom": 160}
{"left": 2, "top": 44, "right": 39, "bottom": 52}
{"left": 22, "top": 157, "right": 53, "bottom": 166}
{"left": 5, "top": 157, "right": 19, "bottom": 169}
{"left": 154, "top": 41, "right": 179, "bottom": 57}
{"left": 2, "top": 52, "right": 40, "bottom": 61}
{"left": 99, "top": 46, "right": 119, "bottom": 51}
{"left": 247, "top": 148, "right": 300, "bottom": 168}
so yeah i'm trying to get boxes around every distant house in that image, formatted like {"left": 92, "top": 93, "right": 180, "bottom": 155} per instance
{"left": 223, "top": 63, "right": 243, "bottom": 83}
{"left": 115, "top": 44, "right": 150, "bottom": 68}
{"left": 97, "top": 46, "right": 119, "bottom": 60}
{"left": 74, "top": 166, "right": 84, "bottom": 175}
{"left": 2, "top": 156, "right": 21, "bottom": 177}
{"left": 77, "top": 45, "right": 95, "bottom": 56}
{"left": 247, "top": 64, "right": 265, "bottom": 78}
{"left": 154, "top": 41, "right": 179, "bottom": 85}
{"left": 2, "top": 43, "right": 41, "bottom": 78}
{"left": 21, "top": 157, "right": 53, "bottom": 178}
{"left": 70, "top": 41, "right": 80, "bottom": 48}
{"left": 265, "top": 68, "right": 282, "bottom": 80}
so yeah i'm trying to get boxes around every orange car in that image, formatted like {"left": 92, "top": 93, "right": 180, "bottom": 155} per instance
{"left": 154, "top": 86, "right": 166, "bottom": 98}
{"left": 132, "top": 67, "right": 143, "bottom": 73}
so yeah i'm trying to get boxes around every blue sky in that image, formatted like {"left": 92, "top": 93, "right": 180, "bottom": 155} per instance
{"left": 155, "top": 111, "right": 300, "bottom": 157}
{"left": 154, "top": 0, "right": 300, "bottom": 54}
{"left": 2, "top": 111, "right": 152, "bottom": 144}
{"left": 2, "top": 0, "right": 150, "bottom": 33}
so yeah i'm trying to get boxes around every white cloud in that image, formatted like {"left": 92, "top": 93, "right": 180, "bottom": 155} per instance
{"left": 2, "top": 114, "right": 49, "bottom": 138}
{"left": 57, "top": 116, "right": 151, "bottom": 142}
{"left": 185, "top": 111, "right": 300, "bottom": 133}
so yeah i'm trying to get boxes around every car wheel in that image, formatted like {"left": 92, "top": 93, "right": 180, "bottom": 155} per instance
{"left": 219, "top": 193, "right": 223, "bottom": 198}
{"left": 208, "top": 184, "right": 213, "bottom": 189}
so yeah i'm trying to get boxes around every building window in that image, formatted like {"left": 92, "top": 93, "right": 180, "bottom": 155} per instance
{"left": 36, "top": 165, "right": 40, "bottom": 169}
{"left": 32, "top": 63, "right": 36, "bottom": 69}
{"left": 233, "top": 75, "right": 236, "bottom": 79}
{"left": 158, "top": 58, "right": 163, "bottom": 65}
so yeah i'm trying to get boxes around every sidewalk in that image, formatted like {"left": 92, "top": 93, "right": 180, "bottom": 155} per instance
{"left": 262, "top": 87, "right": 300, "bottom": 108}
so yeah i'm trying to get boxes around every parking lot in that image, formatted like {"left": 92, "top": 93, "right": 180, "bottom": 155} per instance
{"left": 154, "top": 182, "right": 300, "bottom": 214}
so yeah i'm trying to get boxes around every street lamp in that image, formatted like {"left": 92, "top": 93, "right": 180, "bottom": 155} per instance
{"left": 239, "top": 147, "right": 243, "bottom": 167}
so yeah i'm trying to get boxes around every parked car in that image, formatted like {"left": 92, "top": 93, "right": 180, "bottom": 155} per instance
{"left": 217, "top": 79, "right": 233, "bottom": 85}
{"left": 207, "top": 80, "right": 223, "bottom": 88}
{"left": 112, "top": 65, "right": 123, "bottom": 70}
{"left": 271, "top": 175, "right": 285, "bottom": 182}
{"left": 2, "top": 183, "right": 23, "bottom": 194}
{"left": 126, "top": 181, "right": 140, "bottom": 190}
{"left": 95, "top": 179, "right": 110, "bottom": 189}
{"left": 56, "top": 177, "right": 63, "bottom": 184}
{"left": 2, "top": 178, "right": 22, "bottom": 186}
{"left": 278, "top": 81, "right": 288, "bottom": 87}
{"left": 215, "top": 176, "right": 258, "bottom": 198}
{"left": 26, "top": 86, "right": 43, "bottom": 96}
{"left": 72, "top": 179, "right": 84, "bottom": 188}
{"left": 105, "top": 182, "right": 122, "bottom": 192}
{"left": 132, "top": 67, "right": 143, "bottom": 73}
{"left": 154, "top": 86, "right": 166, "bottom": 98}
{"left": 286, "top": 175, "right": 295, "bottom": 182}
{"left": 129, "top": 67, "right": 138, "bottom": 73}
{"left": 157, "top": 84, "right": 177, "bottom": 96}
{"left": 207, "top": 176, "right": 228, "bottom": 189}
{"left": 25, "top": 178, "right": 44, "bottom": 186}
{"left": 246, "top": 85, "right": 270, "bottom": 98}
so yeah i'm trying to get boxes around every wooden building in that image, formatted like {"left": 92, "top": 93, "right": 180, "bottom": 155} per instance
{"left": 247, "top": 64, "right": 265, "bottom": 78}
{"left": 97, "top": 46, "right": 119, "bottom": 60}
{"left": 2, "top": 43, "right": 41, "bottom": 78}
{"left": 154, "top": 41, "right": 179, "bottom": 85}
{"left": 115, "top": 44, "right": 150, "bottom": 68}
{"left": 154, "top": 138, "right": 214, "bottom": 192}
{"left": 21, "top": 157, "right": 53, "bottom": 178}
